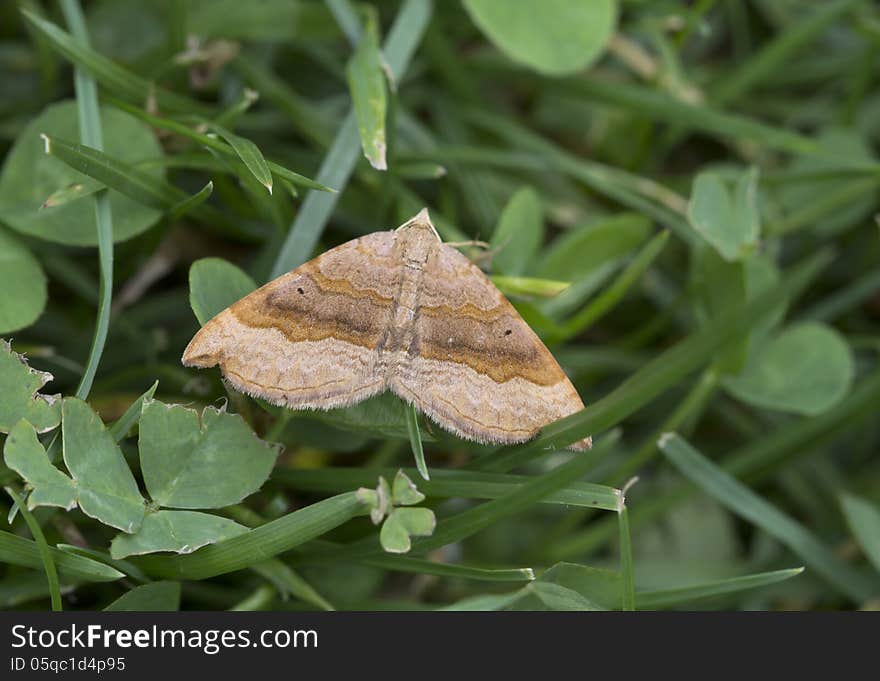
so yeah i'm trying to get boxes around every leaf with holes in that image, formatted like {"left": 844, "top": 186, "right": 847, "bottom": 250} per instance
{"left": 110, "top": 510, "right": 248, "bottom": 559}
{"left": 0, "top": 340, "right": 61, "bottom": 434}
{"left": 138, "top": 401, "right": 279, "bottom": 509}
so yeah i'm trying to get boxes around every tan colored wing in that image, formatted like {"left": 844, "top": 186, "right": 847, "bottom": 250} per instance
{"left": 182, "top": 231, "right": 401, "bottom": 409}
{"left": 388, "top": 242, "right": 591, "bottom": 451}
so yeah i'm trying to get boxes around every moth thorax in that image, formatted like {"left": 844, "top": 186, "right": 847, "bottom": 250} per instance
{"left": 401, "top": 226, "right": 435, "bottom": 267}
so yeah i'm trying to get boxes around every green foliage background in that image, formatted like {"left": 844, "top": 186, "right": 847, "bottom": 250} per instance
{"left": 1, "top": 0, "right": 879, "bottom": 611}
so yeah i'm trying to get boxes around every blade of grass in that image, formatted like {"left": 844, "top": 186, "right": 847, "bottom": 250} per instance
{"left": 208, "top": 123, "right": 273, "bottom": 194}
{"left": 618, "top": 504, "right": 635, "bottom": 611}
{"left": 41, "top": 134, "right": 251, "bottom": 238}
{"left": 562, "top": 77, "right": 816, "bottom": 156}
{"left": 557, "top": 230, "right": 670, "bottom": 340}
{"left": 491, "top": 276, "right": 571, "bottom": 299}
{"left": 840, "top": 493, "right": 880, "bottom": 573}
{"left": 133, "top": 492, "right": 365, "bottom": 580}
{"left": 326, "top": 0, "right": 363, "bottom": 45}
{"left": 0, "top": 530, "right": 124, "bottom": 582}
{"left": 800, "top": 269, "right": 880, "bottom": 323}
{"left": 710, "top": 0, "right": 861, "bottom": 107}
{"left": 548, "top": 366, "right": 880, "bottom": 560}
{"left": 5, "top": 487, "right": 61, "bottom": 611}
{"left": 361, "top": 555, "right": 534, "bottom": 582}
{"left": 275, "top": 467, "right": 621, "bottom": 511}
{"left": 59, "top": 0, "right": 112, "bottom": 401}
{"left": 299, "top": 431, "right": 621, "bottom": 565}
{"left": 472, "top": 249, "right": 831, "bottom": 472}
{"left": 56, "top": 544, "right": 150, "bottom": 584}
{"left": 405, "top": 405, "right": 429, "bottom": 480}
{"left": 110, "top": 100, "right": 331, "bottom": 192}
{"left": 108, "top": 381, "right": 158, "bottom": 442}
{"left": 251, "top": 561, "right": 334, "bottom": 611}
{"left": 270, "top": 0, "right": 433, "bottom": 278}
{"left": 170, "top": 181, "right": 214, "bottom": 221}
{"left": 294, "top": 539, "right": 535, "bottom": 582}
{"left": 464, "top": 108, "right": 695, "bottom": 245}
{"left": 636, "top": 568, "right": 804, "bottom": 609}
{"left": 346, "top": 6, "right": 388, "bottom": 170}
{"left": 659, "top": 433, "right": 879, "bottom": 603}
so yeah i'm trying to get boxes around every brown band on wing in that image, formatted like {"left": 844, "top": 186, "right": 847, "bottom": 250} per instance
{"left": 412, "top": 304, "right": 567, "bottom": 385}
{"left": 230, "top": 269, "right": 393, "bottom": 349}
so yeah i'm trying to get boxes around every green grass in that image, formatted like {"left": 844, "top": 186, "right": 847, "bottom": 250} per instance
{"left": 1, "top": 0, "right": 879, "bottom": 611}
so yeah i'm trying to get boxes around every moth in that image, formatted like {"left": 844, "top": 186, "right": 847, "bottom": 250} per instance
{"left": 182, "top": 209, "right": 590, "bottom": 450}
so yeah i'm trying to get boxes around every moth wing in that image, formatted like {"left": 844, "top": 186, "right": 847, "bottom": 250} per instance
{"left": 389, "top": 243, "right": 590, "bottom": 450}
{"left": 182, "top": 231, "right": 400, "bottom": 409}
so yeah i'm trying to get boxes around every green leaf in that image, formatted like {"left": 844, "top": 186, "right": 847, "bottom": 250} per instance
{"left": 0, "top": 340, "right": 62, "bottom": 434}
{"left": 62, "top": 398, "right": 145, "bottom": 533}
{"left": 840, "top": 493, "right": 880, "bottom": 574}
{"left": 391, "top": 470, "right": 425, "bottom": 506}
{"left": 463, "top": 0, "right": 617, "bottom": 76}
{"left": 138, "top": 400, "right": 278, "bottom": 509}
{"left": 346, "top": 8, "right": 388, "bottom": 170}
{"left": 188, "top": 257, "right": 257, "bottom": 326}
{"left": 3, "top": 419, "right": 75, "bottom": 510}
{"left": 209, "top": 124, "right": 273, "bottom": 194}
{"left": 687, "top": 166, "right": 760, "bottom": 261}
{"left": 0, "top": 228, "right": 47, "bottom": 334}
{"left": 110, "top": 510, "right": 248, "bottom": 559}
{"left": 490, "top": 186, "right": 544, "bottom": 276}
{"left": 659, "top": 432, "right": 879, "bottom": 603}
{"left": 537, "top": 213, "right": 650, "bottom": 316}
{"left": 0, "top": 100, "right": 162, "bottom": 246}
{"left": 104, "top": 581, "right": 181, "bottom": 611}
{"left": 380, "top": 507, "right": 436, "bottom": 554}
{"left": 724, "top": 322, "right": 854, "bottom": 415}
{"left": 636, "top": 568, "right": 805, "bottom": 609}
